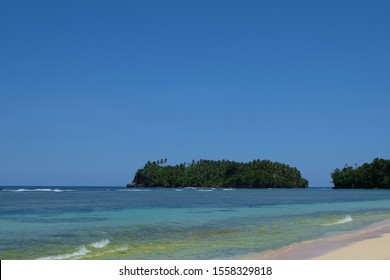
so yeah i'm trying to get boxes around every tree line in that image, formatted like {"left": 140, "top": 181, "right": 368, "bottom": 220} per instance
{"left": 331, "top": 158, "right": 390, "bottom": 189}
{"left": 129, "top": 159, "right": 309, "bottom": 188}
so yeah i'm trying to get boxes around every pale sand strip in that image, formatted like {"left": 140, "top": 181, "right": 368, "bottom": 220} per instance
{"left": 313, "top": 232, "right": 390, "bottom": 260}
{"left": 248, "top": 219, "right": 390, "bottom": 260}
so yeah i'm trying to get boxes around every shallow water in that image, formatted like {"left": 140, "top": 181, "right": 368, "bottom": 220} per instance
{"left": 1, "top": 187, "right": 390, "bottom": 259}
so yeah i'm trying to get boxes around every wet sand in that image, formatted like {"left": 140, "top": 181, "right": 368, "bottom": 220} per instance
{"left": 248, "top": 219, "right": 390, "bottom": 260}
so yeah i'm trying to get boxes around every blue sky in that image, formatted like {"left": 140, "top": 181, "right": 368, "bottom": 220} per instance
{"left": 1, "top": 0, "right": 389, "bottom": 187}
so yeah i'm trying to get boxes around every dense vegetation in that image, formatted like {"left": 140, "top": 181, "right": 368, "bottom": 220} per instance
{"left": 331, "top": 158, "right": 390, "bottom": 189}
{"left": 129, "top": 159, "right": 308, "bottom": 188}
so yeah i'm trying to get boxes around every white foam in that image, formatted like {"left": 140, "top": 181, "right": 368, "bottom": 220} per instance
{"left": 107, "top": 245, "right": 128, "bottom": 253}
{"left": 9, "top": 189, "right": 30, "bottom": 192}
{"left": 37, "top": 245, "right": 90, "bottom": 260}
{"left": 335, "top": 215, "right": 353, "bottom": 224}
{"left": 90, "top": 239, "right": 110, "bottom": 249}
{"left": 118, "top": 189, "right": 150, "bottom": 192}
{"left": 6, "top": 188, "right": 76, "bottom": 192}
{"left": 223, "top": 188, "right": 235, "bottom": 191}
{"left": 323, "top": 215, "right": 353, "bottom": 226}
{"left": 36, "top": 188, "right": 64, "bottom": 192}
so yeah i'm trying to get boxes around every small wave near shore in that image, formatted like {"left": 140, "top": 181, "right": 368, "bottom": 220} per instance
{"left": 37, "top": 239, "right": 111, "bottom": 260}
{"left": 322, "top": 215, "right": 353, "bottom": 226}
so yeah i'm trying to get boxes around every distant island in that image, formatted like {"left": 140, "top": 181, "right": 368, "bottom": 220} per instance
{"left": 128, "top": 159, "right": 308, "bottom": 188}
{"left": 331, "top": 158, "right": 390, "bottom": 189}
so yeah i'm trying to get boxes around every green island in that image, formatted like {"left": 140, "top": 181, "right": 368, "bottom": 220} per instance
{"left": 331, "top": 158, "right": 390, "bottom": 189}
{"left": 128, "top": 159, "right": 308, "bottom": 188}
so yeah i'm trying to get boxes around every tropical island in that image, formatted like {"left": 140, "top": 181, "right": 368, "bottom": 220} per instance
{"left": 331, "top": 158, "right": 390, "bottom": 189}
{"left": 128, "top": 159, "right": 308, "bottom": 188}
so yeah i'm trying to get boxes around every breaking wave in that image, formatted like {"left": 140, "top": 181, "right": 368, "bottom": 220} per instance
{"left": 117, "top": 189, "right": 150, "bottom": 192}
{"left": 37, "top": 245, "right": 90, "bottom": 260}
{"left": 322, "top": 215, "right": 353, "bottom": 226}
{"left": 4, "top": 188, "right": 77, "bottom": 192}
{"left": 37, "top": 239, "right": 111, "bottom": 260}
{"left": 90, "top": 239, "right": 110, "bottom": 249}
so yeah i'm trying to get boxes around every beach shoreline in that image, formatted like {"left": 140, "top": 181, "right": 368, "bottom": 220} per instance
{"left": 246, "top": 219, "right": 390, "bottom": 260}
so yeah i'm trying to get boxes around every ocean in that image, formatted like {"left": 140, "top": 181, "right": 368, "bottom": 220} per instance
{"left": 1, "top": 186, "right": 390, "bottom": 259}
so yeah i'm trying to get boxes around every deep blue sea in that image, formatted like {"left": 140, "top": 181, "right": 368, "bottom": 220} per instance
{"left": 1, "top": 186, "right": 390, "bottom": 259}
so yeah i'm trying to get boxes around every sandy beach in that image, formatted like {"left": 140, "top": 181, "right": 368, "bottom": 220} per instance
{"left": 313, "top": 232, "right": 390, "bottom": 260}
{"left": 250, "top": 219, "right": 390, "bottom": 260}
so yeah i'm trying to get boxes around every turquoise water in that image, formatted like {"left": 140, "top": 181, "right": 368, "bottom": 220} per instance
{"left": 1, "top": 187, "right": 390, "bottom": 259}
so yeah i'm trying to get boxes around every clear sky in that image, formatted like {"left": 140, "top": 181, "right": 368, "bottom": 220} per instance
{"left": 1, "top": 0, "right": 389, "bottom": 187}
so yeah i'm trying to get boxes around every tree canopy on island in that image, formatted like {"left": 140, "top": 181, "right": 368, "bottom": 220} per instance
{"left": 130, "top": 159, "right": 308, "bottom": 188}
{"left": 331, "top": 158, "right": 390, "bottom": 189}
